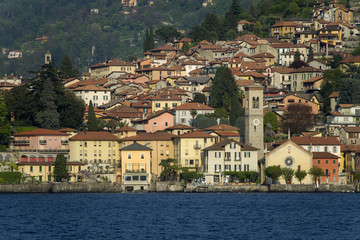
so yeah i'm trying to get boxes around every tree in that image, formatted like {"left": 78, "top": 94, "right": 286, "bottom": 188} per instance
{"left": 338, "top": 78, "right": 360, "bottom": 104}
{"left": 0, "top": 95, "right": 11, "bottom": 144}
{"left": 210, "top": 66, "right": 238, "bottom": 109}
{"left": 264, "top": 111, "right": 279, "bottom": 132}
{"left": 281, "top": 167, "right": 295, "bottom": 184}
{"left": 190, "top": 109, "right": 197, "bottom": 126}
{"left": 143, "top": 28, "right": 150, "bottom": 52}
{"left": 193, "top": 114, "right": 217, "bottom": 129}
{"left": 264, "top": 166, "right": 282, "bottom": 183}
{"left": 229, "top": 94, "right": 242, "bottom": 126}
{"left": 295, "top": 170, "right": 307, "bottom": 184}
{"left": 159, "top": 158, "right": 180, "bottom": 181}
{"left": 308, "top": 166, "right": 325, "bottom": 184}
{"left": 58, "top": 55, "right": 79, "bottom": 79}
{"left": 87, "top": 101, "right": 99, "bottom": 131}
{"left": 58, "top": 90, "right": 85, "bottom": 128}
{"left": 155, "top": 26, "right": 182, "bottom": 43}
{"left": 289, "top": 60, "right": 309, "bottom": 69}
{"left": 281, "top": 103, "right": 315, "bottom": 134}
{"left": 35, "top": 78, "right": 60, "bottom": 129}
{"left": 223, "top": 0, "right": 242, "bottom": 35}
{"left": 181, "top": 167, "right": 204, "bottom": 184}
{"left": 294, "top": 51, "right": 301, "bottom": 62}
{"left": 307, "top": 47, "right": 314, "bottom": 62}
{"left": 149, "top": 25, "right": 154, "bottom": 50}
{"left": 53, "top": 154, "right": 68, "bottom": 182}
{"left": 192, "top": 93, "right": 206, "bottom": 104}
{"left": 351, "top": 42, "right": 360, "bottom": 56}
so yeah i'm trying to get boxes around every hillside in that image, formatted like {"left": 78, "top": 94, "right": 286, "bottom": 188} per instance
{"left": 0, "top": 0, "right": 346, "bottom": 77}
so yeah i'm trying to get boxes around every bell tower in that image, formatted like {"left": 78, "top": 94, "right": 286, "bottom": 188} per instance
{"left": 45, "top": 51, "right": 52, "bottom": 64}
{"left": 245, "top": 84, "right": 264, "bottom": 158}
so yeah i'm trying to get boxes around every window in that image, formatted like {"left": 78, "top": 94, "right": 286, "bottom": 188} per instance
{"left": 244, "top": 164, "right": 249, "bottom": 171}
{"left": 230, "top": 142, "right": 236, "bottom": 149}
{"left": 125, "top": 176, "right": 131, "bottom": 181}
{"left": 128, "top": 153, "right": 132, "bottom": 159}
{"left": 140, "top": 176, "right": 147, "bottom": 181}
{"left": 127, "top": 163, "right": 132, "bottom": 171}
{"left": 324, "top": 147, "right": 328, "bottom": 152}
{"left": 185, "top": 149, "right": 188, "bottom": 155}
{"left": 215, "top": 164, "right": 221, "bottom": 173}
{"left": 215, "top": 152, "right": 221, "bottom": 158}
{"left": 140, "top": 163, "right": 145, "bottom": 172}
{"left": 190, "top": 159, "right": 194, "bottom": 165}
{"left": 225, "top": 152, "right": 231, "bottom": 160}
{"left": 39, "top": 176, "right": 42, "bottom": 182}
{"left": 326, "top": 160, "right": 328, "bottom": 164}
{"left": 235, "top": 165, "right": 241, "bottom": 172}
{"left": 49, "top": 166, "right": 51, "bottom": 171}
{"left": 181, "top": 118, "right": 186, "bottom": 123}
{"left": 235, "top": 152, "right": 241, "bottom": 160}
{"left": 333, "top": 160, "right": 336, "bottom": 164}
{"left": 156, "top": 103, "right": 160, "bottom": 108}
{"left": 39, "top": 166, "right": 42, "bottom": 172}
{"left": 225, "top": 165, "right": 231, "bottom": 171}
{"left": 133, "top": 176, "right": 139, "bottom": 181}
{"left": 318, "top": 160, "right": 320, "bottom": 164}
{"left": 182, "top": 111, "right": 186, "bottom": 116}
{"left": 153, "top": 122, "right": 157, "bottom": 126}
{"left": 30, "top": 166, "right": 33, "bottom": 172}
{"left": 172, "top": 103, "right": 177, "bottom": 107}
{"left": 141, "top": 153, "right": 144, "bottom": 159}
{"left": 333, "top": 147, "right": 337, "bottom": 153}
{"left": 244, "top": 152, "right": 251, "bottom": 158}
{"left": 185, "top": 159, "right": 188, "bottom": 165}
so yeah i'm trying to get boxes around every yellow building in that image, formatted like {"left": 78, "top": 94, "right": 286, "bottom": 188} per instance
{"left": 264, "top": 140, "right": 313, "bottom": 184}
{"left": 173, "top": 131, "right": 215, "bottom": 172}
{"left": 120, "top": 132, "right": 175, "bottom": 179}
{"left": 318, "top": 23, "right": 342, "bottom": 48}
{"left": 69, "top": 131, "right": 121, "bottom": 168}
{"left": 150, "top": 93, "right": 182, "bottom": 112}
{"left": 89, "top": 59, "right": 136, "bottom": 78}
{"left": 120, "top": 142, "right": 152, "bottom": 191}
{"left": 271, "top": 21, "right": 304, "bottom": 39}
{"left": 115, "top": 126, "right": 138, "bottom": 139}
{"left": 18, "top": 162, "right": 86, "bottom": 183}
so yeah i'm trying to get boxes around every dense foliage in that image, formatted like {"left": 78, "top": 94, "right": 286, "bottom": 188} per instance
{"left": 53, "top": 154, "right": 69, "bottom": 182}
{"left": 0, "top": 172, "right": 22, "bottom": 184}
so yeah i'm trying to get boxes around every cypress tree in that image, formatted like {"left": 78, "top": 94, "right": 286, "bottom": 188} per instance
{"left": 87, "top": 101, "right": 98, "bottom": 131}
{"left": 143, "top": 29, "right": 150, "bottom": 52}
{"left": 149, "top": 26, "right": 154, "bottom": 50}
{"left": 229, "top": 94, "right": 243, "bottom": 126}
{"left": 53, "top": 154, "right": 68, "bottom": 182}
{"left": 59, "top": 55, "right": 79, "bottom": 79}
{"left": 307, "top": 47, "right": 314, "bottom": 62}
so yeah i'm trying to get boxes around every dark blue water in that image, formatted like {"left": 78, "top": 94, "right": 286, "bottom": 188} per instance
{"left": 0, "top": 193, "right": 358, "bottom": 239}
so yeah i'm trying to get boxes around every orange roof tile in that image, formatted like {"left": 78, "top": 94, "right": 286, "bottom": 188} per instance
{"left": 172, "top": 103, "right": 214, "bottom": 111}
{"left": 70, "top": 132, "right": 120, "bottom": 141}
{"left": 14, "top": 129, "right": 68, "bottom": 136}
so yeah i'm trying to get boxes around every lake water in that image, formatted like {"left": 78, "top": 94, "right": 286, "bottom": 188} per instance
{"left": 0, "top": 193, "right": 358, "bottom": 239}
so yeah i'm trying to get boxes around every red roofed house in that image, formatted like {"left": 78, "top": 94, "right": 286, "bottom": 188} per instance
{"left": 313, "top": 152, "right": 340, "bottom": 184}
{"left": 89, "top": 59, "right": 136, "bottom": 78}
{"left": 13, "top": 129, "right": 85, "bottom": 183}
{"left": 73, "top": 85, "right": 111, "bottom": 107}
{"left": 172, "top": 102, "right": 215, "bottom": 126}
{"left": 132, "top": 110, "right": 174, "bottom": 133}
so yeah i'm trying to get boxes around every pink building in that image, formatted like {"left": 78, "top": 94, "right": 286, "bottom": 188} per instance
{"left": 132, "top": 110, "right": 174, "bottom": 133}
{"left": 12, "top": 129, "right": 70, "bottom": 163}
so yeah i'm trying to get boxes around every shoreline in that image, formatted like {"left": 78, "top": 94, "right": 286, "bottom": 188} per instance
{"left": 0, "top": 182, "right": 356, "bottom": 193}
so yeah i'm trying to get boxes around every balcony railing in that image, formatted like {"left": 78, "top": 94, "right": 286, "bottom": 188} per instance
{"left": 11, "top": 149, "right": 69, "bottom": 153}
{"left": 125, "top": 169, "right": 146, "bottom": 173}
{"left": 224, "top": 157, "right": 231, "bottom": 161}
{"left": 13, "top": 140, "right": 30, "bottom": 146}
{"left": 194, "top": 144, "right": 201, "bottom": 149}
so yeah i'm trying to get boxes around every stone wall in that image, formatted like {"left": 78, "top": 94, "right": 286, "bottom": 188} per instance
{"left": 155, "top": 181, "right": 184, "bottom": 192}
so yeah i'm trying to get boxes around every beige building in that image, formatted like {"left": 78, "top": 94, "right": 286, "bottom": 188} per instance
{"left": 89, "top": 59, "right": 136, "bottom": 78}
{"left": 264, "top": 140, "right": 313, "bottom": 184}
{"left": 120, "top": 132, "right": 176, "bottom": 179}
{"left": 173, "top": 131, "right": 215, "bottom": 172}
{"left": 120, "top": 142, "right": 152, "bottom": 191}
{"left": 69, "top": 132, "right": 121, "bottom": 176}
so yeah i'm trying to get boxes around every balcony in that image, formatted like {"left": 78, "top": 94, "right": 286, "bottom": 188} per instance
{"left": 125, "top": 169, "right": 146, "bottom": 173}
{"left": 13, "top": 140, "right": 30, "bottom": 146}
{"left": 193, "top": 144, "right": 202, "bottom": 149}
{"left": 224, "top": 157, "right": 231, "bottom": 161}
{"left": 11, "top": 149, "right": 70, "bottom": 153}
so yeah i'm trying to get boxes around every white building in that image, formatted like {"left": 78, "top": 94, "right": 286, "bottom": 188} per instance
{"left": 203, "top": 139, "right": 259, "bottom": 184}
{"left": 171, "top": 102, "right": 215, "bottom": 126}
{"left": 73, "top": 85, "right": 111, "bottom": 107}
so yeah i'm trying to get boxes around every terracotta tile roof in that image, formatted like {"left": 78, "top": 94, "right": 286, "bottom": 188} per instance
{"left": 58, "top": 128, "right": 77, "bottom": 132}
{"left": 174, "top": 131, "right": 213, "bottom": 138}
{"left": 172, "top": 103, "right": 214, "bottom": 111}
{"left": 131, "top": 100, "right": 151, "bottom": 108}
{"left": 14, "top": 129, "right": 68, "bottom": 136}
{"left": 115, "top": 126, "right": 138, "bottom": 132}
{"left": 343, "top": 127, "right": 360, "bottom": 133}
{"left": 272, "top": 21, "right": 302, "bottom": 27}
{"left": 73, "top": 85, "right": 109, "bottom": 91}
{"left": 340, "top": 55, "right": 360, "bottom": 63}
{"left": 66, "top": 78, "right": 108, "bottom": 89}
{"left": 327, "top": 111, "right": 342, "bottom": 116}
{"left": 328, "top": 91, "right": 339, "bottom": 98}
{"left": 182, "top": 60, "right": 204, "bottom": 66}
{"left": 276, "top": 136, "right": 340, "bottom": 146}
{"left": 240, "top": 62, "right": 267, "bottom": 71}
{"left": 202, "top": 86, "right": 210, "bottom": 92}
{"left": 216, "top": 131, "right": 241, "bottom": 137}
{"left": 303, "top": 76, "right": 323, "bottom": 83}
{"left": 0, "top": 82, "right": 17, "bottom": 87}
{"left": 90, "top": 59, "right": 134, "bottom": 68}
{"left": 121, "top": 131, "right": 176, "bottom": 141}
{"left": 165, "top": 124, "right": 197, "bottom": 130}
{"left": 338, "top": 104, "right": 354, "bottom": 108}
{"left": 134, "top": 110, "right": 174, "bottom": 122}
{"left": 273, "top": 67, "right": 294, "bottom": 74}
{"left": 236, "top": 79, "right": 254, "bottom": 86}
{"left": 70, "top": 131, "right": 120, "bottom": 141}
{"left": 178, "top": 38, "right": 193, "bottom": 43}
{"left": 120, "top": 142, "right": 152, "bottom": 151}
{"left": 151, "top": 94, "right": 182, "bottom": 101}
{"left": 252, "top": 52, "right": 275, "bottom": 58}
{"left": 204, "top": 124, "right": 240, "bottom": 131}
{"left": 290, "top": 67, "right": 322, "bottom": 73}
{"left": 234, "top": 52, "right": 249, "bottom": 58}
{"left": 312, "top": 152, "right": 339, "bottom": 159}
{"left": 271, "top": 43, "right": 297, "bottom": 48}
